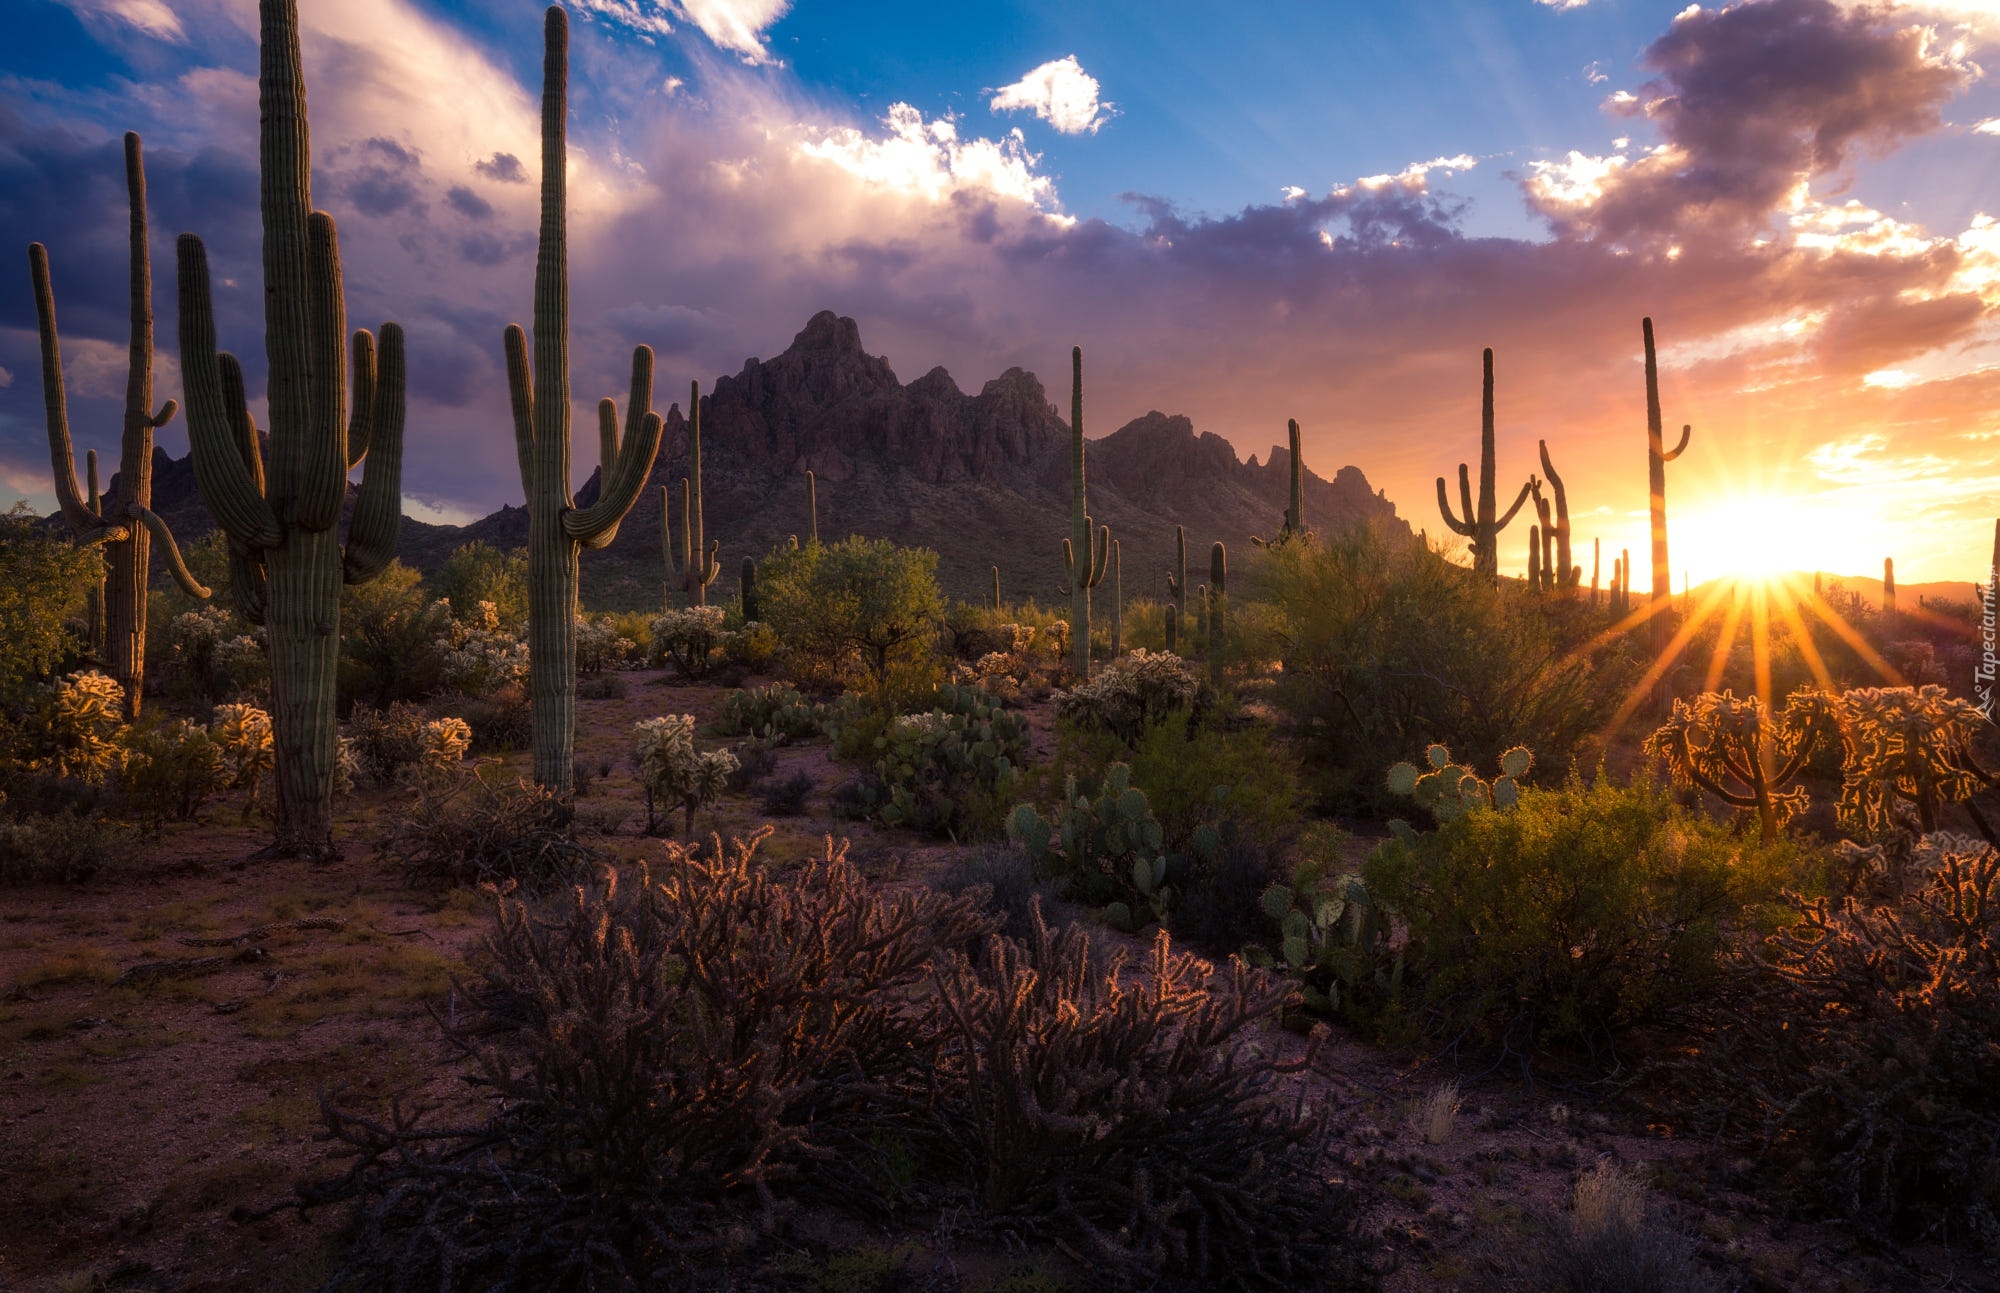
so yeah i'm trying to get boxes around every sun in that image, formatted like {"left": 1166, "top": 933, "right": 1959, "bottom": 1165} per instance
{"left": 1674, "top": 490, "right": 1824, "bottom": 587}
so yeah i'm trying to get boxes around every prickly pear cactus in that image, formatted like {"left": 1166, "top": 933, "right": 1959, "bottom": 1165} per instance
{"left": 1253, "top": 857, "right": 1400, "bottom": 1015}
{"left": 1385, "top": 743, "right": 1533, "bottom": 822}
{"left": 1006, "top": 761, "right": 1175, "bottom": 926}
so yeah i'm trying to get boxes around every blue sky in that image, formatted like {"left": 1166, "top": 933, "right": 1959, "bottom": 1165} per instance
{"left": 4, "top": 0, "right": 2000, "bottom": 581}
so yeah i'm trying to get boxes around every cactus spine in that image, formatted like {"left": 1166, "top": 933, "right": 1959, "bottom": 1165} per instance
{"left": 1208, "top": 541, "right": 1227, "bottom": 684}
{"left": 1437, "top": 348, "right": 1532, "bottom": 583}
{"left": 506, "top": 6, "right": 664, "bottom": 795}
{"left": 1643, "top": 318, "right": 1691, "bottom": 707}
{"left": 35, "top": 131, "right": 209, "bottom": 718}
{"left": 176, "top": 0, "right": 406, "bottom": 855}
{"left": 664, "top": 381, "right": 720, "bottom": 607}
{"left": 741, "top": 555, "right": 758, "bottom": 621}
{"left": 1062, "top": 345, "right": 1110, "bottom": 679}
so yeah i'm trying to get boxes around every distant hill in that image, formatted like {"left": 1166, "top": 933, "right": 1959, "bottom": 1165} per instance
{"left": 131, "top": 310, "right": 1410, "bottom": 611}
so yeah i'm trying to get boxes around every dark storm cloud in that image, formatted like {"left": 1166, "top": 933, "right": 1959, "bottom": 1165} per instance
{"left": 474, "top": 151, "right": 527, "bottom": 183}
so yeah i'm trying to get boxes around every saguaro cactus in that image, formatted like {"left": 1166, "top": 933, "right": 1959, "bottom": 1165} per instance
{"left": 1438, "top": 348, "right": 1532, "bottom": 582}
{"left": 805, "top": 468, "right": 819, "bottom": 547}
{"left": 1166, "top": 524, "right": 1187, "bottom": 627}
{"left": 1884, "top": 557, "right": 1896, "bottom": 619}
{"left": 1110, "top": 539, "right": 1123, "bottom": 657}
{"left": 35, "top": 131, "right": 209, "bottom": 719}
{"left": 1537, "top": 440, "right": 1575, "bottom": 593}
{"left": 506, "top": 6, "right": 664, "bottom": 794}
{"left": 177, "top": 0, "right": 406, "bottom": 855}
{"left": 991, "top": 564, "right": 1001, "bottom": 610}
{"left": 1165, "top": 603, "right": 1179, "bottom": 654}
{"left": 1528, "top": 523, "right": 1543, "bottom": 591}
{"left": 1208, "top": 541, "right": 1227, "bottom": 684}
{"left": 1062, "top": 346, "right": 1110, "bottom": 679}
{"left": 1255, "top": 419, "right": 1307, "bottom": 546}
{"left": 1591, "top": 537, "right": 1601, "bottom": 607}
{"left": 1643, "top": 318, "right": 1692, "bottom": 704}
{"left": 663, "top": 381, "right": 720, "bottom": 608}
{"left": 1622, "top": 547, "right": 1633, "bottom": 616}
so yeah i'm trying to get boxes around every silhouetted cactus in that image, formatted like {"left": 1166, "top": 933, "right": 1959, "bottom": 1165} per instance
{"left": 1437, "top": 348, "right": 1532, "bottom": 583}
{"left": 35, "top": 131, "right": 208, "bottom": 718}
{"left": 506, "top": 6, "right": 664, "bottom": 794}
{"left": 1386, "top": 743, "right": 1534, "bottom": 821}
{"left": 1643, "top": 318, "right": 1691, "bottom": 707}
{"left": 740, "top": 556, "right": 758, "bottom": 622}
{"left": 1208, "top": 541, "right": 1227, "bottom": 684}
{"left": 663, "top": 381, "right": 720, "bottom": 608}
{"left": 1110, "top": 538, "right": 1123, "bottom": 657}
{"left": 1165, "top": 523, "right": 1187, "bottom": 628}
{"left": 1164, "top": 602, "right": 1179, "bottom": 654}
{"left": 1528, "top": 523, "right": 1542, "bottom": 592}
{"left": 177, "top": 0, "right": 408, "bottom": 857}
{"left": 1537, "top": 440, "right": 1575, "bottom": 594}
{"left": 991, "top": 564, "right": 1000, "bottom": 610}
{"left": 1591, "top": 537, "right": 1601, "bottom": 607}
{"left": 805, "top": 468, "right": 818, "bottom": 547}
{"left": 1883, "top": 556, "right": 1896, "bottom": 620}
{"left": 1254, "top": 418, "right": 1307, "bottom": 546}
{"left": 1062, "top": 346, "right": 1110, "bottom": 679}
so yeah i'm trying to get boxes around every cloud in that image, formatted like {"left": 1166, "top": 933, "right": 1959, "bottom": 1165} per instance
{"left": 1537, "top": 0, "right": 1593, "bottom": 9}
{"left": 475, "top": 152, "right": 528, "bottom": 183}
{"left": 54, "top": 0, "right": 186, "bottom": 42}
{"left": 1530, "top": 0, "right": 1974, "bottom": 242}
{"left": 1977, "top": 117, "right": 2000, "bottom": 133}
{"left": 571, "top": 0, "right": 791, "bottom": 64}
{"left": 0, "top": 366, "right": 12, "bottom": 389}
{"left": 797, "top": 104, "right": 1059, "bottom": 209}
{"left": 989, "top": 56, "right": 1115, "bottom": 135}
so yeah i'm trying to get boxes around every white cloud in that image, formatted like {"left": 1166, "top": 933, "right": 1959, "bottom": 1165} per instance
{"left": 797, "top": 103, "right": 1058, "bottom": 208}
{"left": 1352, "top": 154, "right": 1478, "bottom": 191}
{"left": 989, "top": 56, "right": 1114, "bottom": 135}
{"left": 572, "top": 0, "right": 790, "bottom": 63}
{"left": 1977, "top": 117, "right": 2000, "bottom": 133}
{"left": 54, "top": 0, "right": 185, "bottom": 41}
{"left": 1583, "top": 60, "right": 1608, "bottom": 84}
{"left": 1538, "top": 0, "right": 1593, "bottom": 9}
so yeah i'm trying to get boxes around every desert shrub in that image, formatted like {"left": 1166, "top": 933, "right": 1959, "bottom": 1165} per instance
{"left": 310, "top": 831, "right": 992, "bottom": 1286}
{"left": 1534, "top": 1161, "right": 1710, "bottom": 1293}
{"left": 632, "top": 715, "right": 739, "bottom": 834}
{"left": 118, "top": 717, "right": 225, "bottom": 824}
{"left": 1362, "top": 774, "right": 1779, "bottom": 1069}
{"left": 718, "top": 682, "right": 826, "bottom": 742}
{"left": 759, "top": 536, "right": 943, "bottom": 694}
{"left": 1054, "top": 649, "right": 1204, "bottom": 745}
{"left": 721, "top": 620, "right": 778, "bottom": 673}
{"left": 18, "top": 671, "right": 127, "bottom": 784}
{"left": 343, "top": 702, "right": 444, "bottom": 786}
{"left": 725, "top": 738, "right": 779, "bottom": 792}
{"left": 759, "top": 771, "right": 813, "bottom": 817}
{"left": 1262, "top": 520, "right": 1635, "bottom": 812}
{"left": 338, "top": 560, "right": 451, "bottom": 708}
{"left": 162, "top": 606, "right": 267, "bottom": 704}
{"left": 575, "top": 671, "right": 626, "bottom": 700}
{"left": 648, "top": 605, "right": 728, "bottom": 680}
{"left": 0, "top": 812, "right": 140, "bottom": 885}
{"left": 931, "top": 840, "right": 1052, "bottom": 944}
{"left": 1125, "top": 709, "right": 1303, "bottom": 850}
{"left": 381, "top": 763, "right": 598, "bottom": 891}
{"left": 432, "top": 541, "right": 528, "bottom": 631}
{"left": 459, "top": 683, "right": 534, "bottom": 753}
{"left": 440, "top": 603, "right": 531, "bottom": 698}
{"left": 1174, "top": 819, "right": 1300, "bottom": 961}
{"left": 1700, "top": 833, "right": 2000, "bottom": 1245}
{"left": 0, "top": 503, "right": 96, "bottom": 708}
{"left": 574, "top": 613, "right": 635, "bottom": 675}
{"left": 931, "top": 904, "right": 1358, "bottom": 1288}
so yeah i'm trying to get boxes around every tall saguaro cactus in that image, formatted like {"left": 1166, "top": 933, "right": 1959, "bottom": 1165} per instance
{"left": 1256, "top": 419, "right": 1307, "bottom": 546}
{"left": 177, "top": 0, "right": 406, "bottom": 856}
{"left": 507, "top": 5, "right": 664, "bottom": 794}
{"left": 1110, "top": 539, "right": 1123, "bottom": 657}
{"left": 1591, "top": 537, "right": 1601, "bottom": 608}
{"left": 1438, "top": 348, "right": 1532, "bottom": 582}
{"left": 1208, "top": 541, "right": 1227, "bottom": 684}
{"left": 1166, "top": 524, "right": 1187, "bottom": 626}
{"left": 1883, "top": 557, "right": 1896, "bottom": 620}
{"left": 805, "top": 468, "right": 819, "bottom": 547}
{"left": 1643, "top": 318, "right": 1692, "bottom": 705}
{"left": 1062, "top": 346, "right": 1110, "bottom": 679}
{"left": 1537, "top": 440, "right": 1575, "bottom": 593}
{"left": 665, "top": 381, "right": 719, "bottom": 607}
{"left": 35, "top": 131, "right": 209, "bottom": 718}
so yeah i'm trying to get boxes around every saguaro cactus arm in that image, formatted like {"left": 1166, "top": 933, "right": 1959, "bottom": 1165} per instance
{"left": 567, "top": 346, "right": 661, "bottom": 546}
{"left": 1662, "top": 423, "right": 1691, "bottom": 461}
{"left": 178, "top": 237, "right": 284, "bottom": 551}
{"left": 126, "top": 505, "right": 211, "bottom": 598}
{"left": 31, "top": 245, "right": 126, "bottom": 538}
{"left": 342, "top": 322, "right": 407, "bottom": 583}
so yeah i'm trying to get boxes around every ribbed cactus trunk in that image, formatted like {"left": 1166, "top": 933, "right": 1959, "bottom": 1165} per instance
{"left": 507, "top": 7, "right": 663, "bottom": 796}
{"left": 1538, "top": 440, "right": 1574, "bottom": 594}
{"left": 1209, "top": 541, "right": 1227, "bottom": 685}
{"left": 177, "top": 0, "right": 407, "bottom": 857}
{"left": 1528, "top": 524, "right": 1542, "bottom": 591}
{"left": 1062, "top": 346, "right": 1109, "bottom": 679}
{"left": 1621, "top": 548, "right": 1632, "bottom": 616}
{"left": 991, "top": 565, "right": 1000, "bottom": 610}
{"left": 1285, "top": 418, "right": 1304, "bottom": 537}
{"left": 1110, "top": 539, "right": 1122, "bottom": 657}
{"left": 1438, "top": 348, "right": 1531, "bottom": 583}
{"left": 806, "top": 468, "right": 818, "bottom": 547}
{"left": 1644, "top": 319, "right": 1692, "bottom": 712}
{"left": 85, "top": 452, "right": 105, "bottom": 654}
{"left": 1884, "top": 557, "right": 1896, "bottom": 620}
{"left": 34, "top": 131, "right": 207, "bottom": 719}
{"left": 1591, "top": 537, "right": 1601, "bottom": 608}
{"left": 1165, "top": 603, "right": 1178, "bottom": 654}
{"left": 664, "top": 383, "right": 719, "bottom": 607}
{"left": 1166, "top": 524, "right": 1187, "bottom": 628}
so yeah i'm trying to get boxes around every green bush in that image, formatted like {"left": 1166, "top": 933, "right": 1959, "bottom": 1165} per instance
{"left": 718, "top": 682, "right": 826, "bottom": 741}
{"left": 339, "top": 560, "right": 450, "bottom": 708}
{"left": 1260, "top": 520, "right": 1637, "bottom": 813}
{"left": 1126, "top": 709, "right": 1302, "bottom": 851}
{"left": 0, "top": 504, "right": 96, "bottom": 709}
{"left": 431, "top": 541, "right": 528, "bottom": 631}
{"left": 0, "top": 812, "right": 140, "bottom": 885}
{"left": 759, "top": 536, "right": 943, "bottom": 695}
{"left": 1360, "top": 774, "right": 1784, "bottom": 1068}
{"left": 119, "top": 717, "right": 226, "bottom": 824}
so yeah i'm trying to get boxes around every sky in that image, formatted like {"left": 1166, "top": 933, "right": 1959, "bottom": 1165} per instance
{"left": 3, "top": 0, "right": 1999, "bottom": 585}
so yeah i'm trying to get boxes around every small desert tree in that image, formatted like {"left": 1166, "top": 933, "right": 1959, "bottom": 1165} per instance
{"left": 759, "top": 536, "right": 942, "bottom": 695}
{"left": 432, "top": 541, "right": 529, "bottom": 631}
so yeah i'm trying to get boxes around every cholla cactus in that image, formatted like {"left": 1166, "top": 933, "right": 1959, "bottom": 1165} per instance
{"left": 1386, "top": 743, "right": 1534, "bottom": 823}
{"left": 574, "top": 614, "right": 630, "bottom": 675}
{"left": 333, "top": 737, "right": 361, "bottom": 797}
{"left": 31, "top": 671, "right": 128, "bottom": 783}
{"left": 632, "top": 714, "right": 738, "bottom": 833}
{"left": 1831, "top": 685, "right": 1998, "bottom": 839}
{"left": 649, "top": 605, "right": 727, "bottom": 680}
{"left": 1055, "top": 648, "right": 1202, "bottom": 743}
{"left": 442, "top": 623, "right": 531, "bottom": 696}
{"left": 211, "top": 702, "right": 275, "bottom": 809}
{"left": 420, "top": 717, "right": 473, "bottom": 772}
{"left": 1644, "top": 689, "right": 1836, "bottom": 842}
